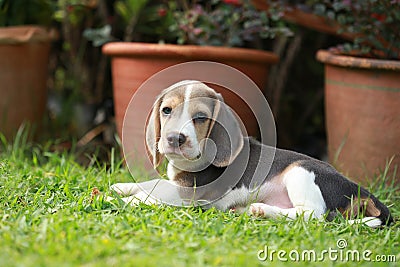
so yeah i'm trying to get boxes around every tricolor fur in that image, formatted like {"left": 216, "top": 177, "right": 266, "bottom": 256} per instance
{"left": 111, "top": 81, "right": 393, "bottom": 228}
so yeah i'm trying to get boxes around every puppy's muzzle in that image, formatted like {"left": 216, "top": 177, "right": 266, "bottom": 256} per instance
{"left": 167, "top": 132, "right": 187, "bottom": 148}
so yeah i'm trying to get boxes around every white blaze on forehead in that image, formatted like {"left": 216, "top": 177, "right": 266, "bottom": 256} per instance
{"left": 183, "top": 83, "right": 193, "bottom": 114}
{"left": 170, "top": 80, "right": 200, "bottom": 89}
{"left": 179, "top": 84, "right": 196, "bottom": 139}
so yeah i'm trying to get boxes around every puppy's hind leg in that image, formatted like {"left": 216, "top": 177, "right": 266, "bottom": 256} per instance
{"left": 249, "top": 165, "right": 327, "bottom": 221}
{"left": 249, "top": 203, "right": 312, "bottom": 220}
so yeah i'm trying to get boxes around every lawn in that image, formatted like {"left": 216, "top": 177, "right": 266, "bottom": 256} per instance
{"left": 0, "top": 135, "right": 399, "bottom": 267}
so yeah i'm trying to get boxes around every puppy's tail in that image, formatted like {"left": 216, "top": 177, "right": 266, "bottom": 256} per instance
{"left": 348, "top": 217, "right": 383, "bottom": 228}
{"left": 370, "top": 196, "right": 394, "bottom": 227}
{"left": 347, "top": 198, "right": 393, "bottom": 228}
{"left": 341, "top": 195, "right": 393, "bottom": 228}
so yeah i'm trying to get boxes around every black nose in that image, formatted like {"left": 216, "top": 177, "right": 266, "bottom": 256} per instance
{"left": 167, "top": 132, "right": 187, "bottom": 147}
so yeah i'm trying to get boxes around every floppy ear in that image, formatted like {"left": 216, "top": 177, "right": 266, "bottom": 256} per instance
{"left": 207, "top": 93, "right": 244, "bottom": 167}
{"left": 145, "top": 95, "right": 163, "bottom": 168}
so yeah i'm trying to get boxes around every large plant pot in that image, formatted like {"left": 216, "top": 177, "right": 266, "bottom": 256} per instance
{"left": 252, "top": 0, "right": 356, "bottom": 41}
{"left": 103, "top": 42, "right": 278, "bottom": 170}
{"left": 317, "top": 50, "right": 400, "bottom": 185}
{"left": 0, "top": 26, "right": 54, "bottom": 139}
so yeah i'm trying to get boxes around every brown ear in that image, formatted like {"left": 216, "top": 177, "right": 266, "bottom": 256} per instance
{"left": 145, "top": 95, "right": 163, "bottom": 168}
{"left": 207, "top": 93, "right": 244, "bottom": 167}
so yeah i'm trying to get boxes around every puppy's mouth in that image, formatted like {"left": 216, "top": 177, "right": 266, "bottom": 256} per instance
{"left": 163, "top": 147, "right": 201, "bottom": 161}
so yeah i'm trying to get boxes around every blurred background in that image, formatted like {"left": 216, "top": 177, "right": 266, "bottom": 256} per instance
{"left": 1, "top": 0, "right": 397, "bottom": 178}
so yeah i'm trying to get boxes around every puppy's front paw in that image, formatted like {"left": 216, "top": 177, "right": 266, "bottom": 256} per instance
{"left": 105, "top": 196, "right": 115, "bottom": 202}
{"left": 116, "top": 192, "right": 159, "bottom": 206}
{"left": 110, "top": 183, "right": 140, "bottom": 196}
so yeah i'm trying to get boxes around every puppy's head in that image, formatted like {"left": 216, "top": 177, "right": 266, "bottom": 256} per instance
{"left": 145, "top": 80, "right": 243, "bottom": 170}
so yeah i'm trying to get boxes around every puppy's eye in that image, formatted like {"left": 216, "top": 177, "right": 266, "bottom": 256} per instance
{"left": 162, "top": 107, "right": 172, "bottom": 115}
{"left": 193, "top": 112, "right": 208, "bottom": 123}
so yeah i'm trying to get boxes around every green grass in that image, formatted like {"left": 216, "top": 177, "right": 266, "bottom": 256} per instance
{"left": 0, "top": 136, "right": 399, "bottom": 266}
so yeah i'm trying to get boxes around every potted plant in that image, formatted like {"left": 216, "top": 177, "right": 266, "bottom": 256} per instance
{"left": 102, "top": 0, "right": 292, "bottom": 169}
{"left": 252, "top": 0, "right": 357, "bottom": 40}
{"left": 0, "top": 0, "right": 56, "bottom": 139}
{"left": 312, "top": 0, "right": 400, "bottom": 184}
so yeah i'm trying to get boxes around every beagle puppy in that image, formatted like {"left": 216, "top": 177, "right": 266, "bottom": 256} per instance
{"left": 111, "top": 80, "right": 393, "bottom": 227}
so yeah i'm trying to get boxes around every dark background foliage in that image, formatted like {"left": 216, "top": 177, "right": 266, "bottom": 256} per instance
{"left": 1, "top": 0, "right": 353, "bottom": 162}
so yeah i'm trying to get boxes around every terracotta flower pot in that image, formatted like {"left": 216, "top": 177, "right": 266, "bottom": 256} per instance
{"left": 103, "top": 42, "right": 278, "bottom": 170}
{"left": 0, "top": 26, "right": 55, "bottom": 139}
{"left": 252, "top": 0, "right": 356, "bottom": 41}
{"left": 317, "top": 50, "right": 400, "bottom": 185}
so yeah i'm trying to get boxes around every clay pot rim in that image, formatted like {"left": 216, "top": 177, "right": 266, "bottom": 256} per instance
{"left": 0, "top": 25, "right": 57, "bottom": 44}
{"left": 102, "top": 42, "right": 279, "bottom": 64}
{"left": 316, "top": 49, "right": 400, "bottom": 71}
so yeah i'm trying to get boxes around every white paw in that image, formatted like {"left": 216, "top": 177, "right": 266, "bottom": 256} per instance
{"left": 122, "top": 195, "right": 142, "bottom": 206}
{"left": 249, "top": 203, "right": 274, "bottom": 218}
{"left": 110, "top": 183, "right": 140, "bottom": 196}
{"left": 105, "top": 196, "right": 115, "bottom": 202}
{"left": 104, "top": 195, "right": 142, "bottom": 206}
{"left": 123, "top": 192, "right": 159, "bottom": 206}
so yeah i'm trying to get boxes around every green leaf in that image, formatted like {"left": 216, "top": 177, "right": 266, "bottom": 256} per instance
{"left": 83, "top": 25, "right": 114, "bottom": 47}
{"left": 115, "top": 2, "right": 130, "bottom": 23}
